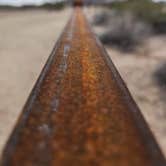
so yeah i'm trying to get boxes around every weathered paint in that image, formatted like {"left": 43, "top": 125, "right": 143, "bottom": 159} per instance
{"left": 1, "top": 7, "right": 166, "bottom": 166}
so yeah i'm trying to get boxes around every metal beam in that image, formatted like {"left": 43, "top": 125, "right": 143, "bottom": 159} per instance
{"left": 1, "top": 7, "right": 166, "bottom": 166}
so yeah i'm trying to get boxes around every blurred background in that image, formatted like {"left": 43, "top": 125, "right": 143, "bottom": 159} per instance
{"left": 0, "top": 0, "right": 166, "bottom": 157}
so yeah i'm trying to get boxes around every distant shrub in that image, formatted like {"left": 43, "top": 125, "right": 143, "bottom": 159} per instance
{"left": 154, "top": 63, "right": 166, "bottom": 88}
{"left": 0, "top": 2, "right": 66, "bottom": 10}
{"left": 40, "top": 2, "right": 66, "bottom": 10}
{"left": 95, "top": 11, "right": 151, "bottom": 51}
{"left": 107, "top": 1, "right": 166, "bottom": 34}
{"left": 93, "top": 11, "right": 110, "bottom": 25}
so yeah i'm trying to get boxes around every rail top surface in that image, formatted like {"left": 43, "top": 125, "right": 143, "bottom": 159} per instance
{"left": 1, "top": 4, "right": 166, "bottom": 166}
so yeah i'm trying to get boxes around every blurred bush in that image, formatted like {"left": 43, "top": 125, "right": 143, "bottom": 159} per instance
{"left": 93, "top": 0, "right": 166, "bottom": 51}
{"left": 0, "top": 1, "right": 66, "bottom": 11}
{"left": 40, "top": 2, "right": 66, "bottom": 10}
{"left": 107, "top": 0, "right": 166, "bottom": 34}
{"left": 94, "top": 10, "right": 151, "bottom": 51}
{"left": 93, "top": 11, "right": 110, "bottom": 25}
{"left": 154, "top": 63, "right": 166, "bottom": 89}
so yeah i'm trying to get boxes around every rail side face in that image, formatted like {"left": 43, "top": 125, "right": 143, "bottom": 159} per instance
{"left": 2, "top": 7, "right": 166, "bottom": 166}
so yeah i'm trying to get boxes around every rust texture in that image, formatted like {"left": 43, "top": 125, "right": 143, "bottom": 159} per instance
{"left": 1, "top": 7, "right": 166, "bottom": 166}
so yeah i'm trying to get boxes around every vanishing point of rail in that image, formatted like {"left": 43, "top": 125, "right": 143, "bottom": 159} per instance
{"left": 1, "top": 5, "right": 166, "bottom": 166}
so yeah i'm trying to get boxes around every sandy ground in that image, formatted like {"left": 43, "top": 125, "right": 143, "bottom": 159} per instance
{"left": 0, "top": 8, "right": 71, "bottom": 155}
{"left": 0, "top": 7, "right": 166, "bottom": 159}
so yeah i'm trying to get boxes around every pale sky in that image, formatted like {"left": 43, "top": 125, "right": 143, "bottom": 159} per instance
{"left": 154, "top": 0, "right": 166, "bottom": 2}
{"left": 0, "top": 0, "right": 62, "bottom": 6}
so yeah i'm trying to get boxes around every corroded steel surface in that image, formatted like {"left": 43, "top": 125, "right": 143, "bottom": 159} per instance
{"left": 2, "top": 7, "right": 166, "bottom": 166}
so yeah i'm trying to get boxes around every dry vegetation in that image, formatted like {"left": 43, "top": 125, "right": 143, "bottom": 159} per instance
{"left": 94, "top": 10, "right": 151, "bottom": 51}
{"left": 0, "top": 1, "right": 66, "bottom": 10}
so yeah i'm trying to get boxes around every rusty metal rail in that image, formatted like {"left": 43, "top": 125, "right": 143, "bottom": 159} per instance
{"left": 1, "top": 6, "right": 166, "bottom": 166}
